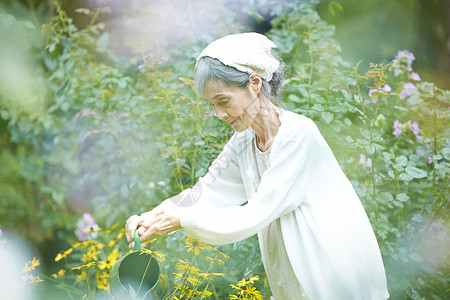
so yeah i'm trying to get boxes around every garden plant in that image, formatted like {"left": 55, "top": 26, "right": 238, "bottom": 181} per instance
{"left": 0, "top": 0, "right": 448, "bottom": 299}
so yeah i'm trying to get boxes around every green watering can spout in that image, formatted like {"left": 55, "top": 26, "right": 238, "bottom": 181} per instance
{"left": 109, "top": 229, "right": 166, "bottom": 300}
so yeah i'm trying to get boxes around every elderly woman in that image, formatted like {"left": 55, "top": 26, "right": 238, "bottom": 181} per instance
{"left": 126, "top": 33, "right": 389, "bottom": 299}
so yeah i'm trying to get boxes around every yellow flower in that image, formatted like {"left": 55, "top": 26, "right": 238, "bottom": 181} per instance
{"left": 173, "top": 272, "right": 199, "bottom": 286}
{"left": 212, "top": 247, "right": 231, "bottom": 260}
{"left": 184, "top": 237, "right": 210, "bottom": 255}
{"left": 205, "top": 256, "right": 225, "bottom": 265}
{"left": 237, "top": 275, "right": 260, "bottom": 287}
{"left": 175, "top": 260, "right": 190, "bottom": 272}
{"left": 98, "top": 249, "right": 118, "bottom": 270}
{"left": 96, "top": 272, "right": 110, "bottom": 291}
{"left": 104, "top": 223, "right": 119, "bottom": 235}
{"left": 141, "top": 248, "right": 166, "bottom": 262}
{"left": 72, "top": 240, "right": 94, "bottom": 248}
{"left": 55, "top": 248, "right": 73, "bottom": 262}
{"left": 71, "top": 262, "right": 95, "bottom": 270}
{"left": 29, "top": 276, "right": 44, "bottom": 284}
{"left": 229, "top": 296, "right": 249, "bottom": 300}
{"left": 87, "top": 243, "right": 104, "bottom": 253}
{"left": 198, "top": 272, "right": 224, "bottom": 280}
{"left": 51, "top": 269, "right": 66, "bottom": 278}
{"left": 83, "top": 249, "right": 100, "bottom": 262}
{"left": 22, "top": 257, "right": 40, "bottom": 273}
{"left": 107, "top": 231, "right": 123, "bottom": 247}
{"left": 231, "top": 285, "right": 262, "bottom": 300}
{"left": 245, "top": 287, "right": 263, "bottom": 300}
{"left": 76, "top": 271, "right": 87, "bottom": 282}
{"left": 84, "top": 227, "right": 102, "bottom": 233}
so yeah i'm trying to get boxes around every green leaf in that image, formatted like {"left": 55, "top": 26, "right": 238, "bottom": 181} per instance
{"left": 321, "top": 112, "right": 334, "bottom": 124}
{"left": 405, "top": 166, "right": 427, "bottom": 179}
{"left": 378, "top": 192, "right": 393, "bottom": 203}
{"left": 357, "top": 139, "right": 369, "bottom": 146}
{"left": 359, "top": 128, "right": 370, "bottom": 139}
{"left": 19, "top": 20, "right": 36, "bottom": 29}
{"left": 0, "top": 13, "right": 16, "bottom": 28}
{"left": 395, "top": 156, "right": 408, "bottom": 167}
{"left": 128, "top": 284, "right": 137, "bottom": 299}
{"left": 249, "top": 11, "right": 265, "bottom": 23}
{"left": 396, "top": 193, "right": 410, "bottom": 202}
{"left": 432, "top": 154, "right": 443, "bottom": 161}
{"left": 288, "top": 94, "right": 302, "bottom": 103}
{"left": 365, "top": 144, "right": 375, "bottom": 155}
{"left": 399, "top": 173, "right": 413, "bottom": 181}
{"left": 382, "top": 152, "right": 392, "bottom": 160}
{"left": 393, "top": 200, "right": 403, "bottom": 207}
{"left": 96, "top": 32, "right": 110, "bottom": 52}
{"left": 388, "top": 170, "right": 395, "bottom": 178}
{"left": 442, "top": 148, "right": 450, "bottom": 161}
{"left": 311, "top": 104, "right": 324, "bottom": 111}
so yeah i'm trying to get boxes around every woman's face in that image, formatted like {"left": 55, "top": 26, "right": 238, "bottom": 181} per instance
{"left": 203, "top": 78, "right": 261, "bottom": 132}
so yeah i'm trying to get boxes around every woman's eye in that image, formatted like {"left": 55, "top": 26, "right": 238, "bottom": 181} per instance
{"left": 220, "top": 100, "right": 229, "bottom": 105}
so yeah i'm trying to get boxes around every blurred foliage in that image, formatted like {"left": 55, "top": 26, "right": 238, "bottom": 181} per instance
{"left": 0, "top": 0, "right": 449, "bottom": 299}
{"left": 316, "top": 0, "right": 450, "bottom": 90}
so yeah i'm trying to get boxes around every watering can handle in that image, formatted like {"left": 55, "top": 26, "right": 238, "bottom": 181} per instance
{"left": 134, "top": 229, "right": 141, "bottom": 251}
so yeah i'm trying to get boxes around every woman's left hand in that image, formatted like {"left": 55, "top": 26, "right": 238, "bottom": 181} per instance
{"left": 128, "top": 213, "right": 181, "bottom": 248}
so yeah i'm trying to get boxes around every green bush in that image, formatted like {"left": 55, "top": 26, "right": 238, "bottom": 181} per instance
{"left": 0, "top": 0, "right": 448, "bottom": 299}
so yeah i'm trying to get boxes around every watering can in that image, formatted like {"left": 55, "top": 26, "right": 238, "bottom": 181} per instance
{"left": 109, "top": 230, "right": 166, "bottom": 300}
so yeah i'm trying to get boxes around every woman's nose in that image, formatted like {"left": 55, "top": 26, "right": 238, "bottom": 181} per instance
{"left": 215, "top": 108, "right": 227, "bottom": 120}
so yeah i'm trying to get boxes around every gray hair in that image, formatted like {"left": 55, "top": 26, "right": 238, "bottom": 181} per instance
{"left": 194, "top": 56, "right": 285, "bottom": 103}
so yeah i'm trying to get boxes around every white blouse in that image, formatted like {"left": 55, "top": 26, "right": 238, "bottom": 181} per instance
{"left": 254, "top": 133, "right": 308, "bottom": 299}
{"left": 160, "top": 108, "right": 389, "bottom": 300}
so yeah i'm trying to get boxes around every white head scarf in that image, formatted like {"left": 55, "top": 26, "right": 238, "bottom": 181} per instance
{"left": 196, "top": 32, "right": 280, "bottom": 81}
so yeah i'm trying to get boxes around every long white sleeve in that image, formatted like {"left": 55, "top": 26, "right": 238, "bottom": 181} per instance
{"left": 159, "top": 132, "right": 248, "bottom": 215}
{"left": 180, "top": 120, "right": 323, "bottom": 245}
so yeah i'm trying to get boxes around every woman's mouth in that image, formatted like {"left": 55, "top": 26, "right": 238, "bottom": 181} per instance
{"left": 228, "top": 119, "right": 236, "bottom": 126}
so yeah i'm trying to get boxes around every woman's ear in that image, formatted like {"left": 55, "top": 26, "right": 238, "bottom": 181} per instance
{"left": 248, "top": 72, "right": 262, "bottom": 95}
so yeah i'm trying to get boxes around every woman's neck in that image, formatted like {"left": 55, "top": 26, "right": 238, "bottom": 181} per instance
{"left": 250, "top": 101, "right": 281, "bottom": 152}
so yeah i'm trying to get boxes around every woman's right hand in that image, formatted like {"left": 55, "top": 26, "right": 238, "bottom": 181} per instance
{"left": 125, "top": 207, "right": 164, "bottom": 246}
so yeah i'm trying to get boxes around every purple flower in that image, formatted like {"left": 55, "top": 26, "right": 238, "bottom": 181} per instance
{"left": 393, "top": 119, "right": 402, "bottom": 137}
{"left": 399, "top": 82, "right": 417, "bottom": 100}
{"left": 411, "top": 122, "right": 421, "bottom": 138}
{"left": 368, "top": 85, "right": 391, "bottom": 103}
{"left": 0, "top": 229, "right": 3, "bottom": 237}
{"left": 21, "top": 274, "right": 41, "bottom": 283}
{"left": 392, "top": 50, "right": 415, "bottom": 76}
{"left": 428, "top": 156, "right": 433, "bottom": 164}
{"left": 393, "top": 128, "right": 402, "bottom": 137}
{"left": 403, "top": 150, "right": 409, "bottom": 156}
{"left": 76, "top": 213, "right": 99, "bottom": 241}
{"left": 359, "top": 154, "right": 372, "bottom": 167}
{"left": 411, "top": 72, "right": 421, "bottom": 81}
{"left": 83, "top": 213, "right": 96, "bottom": 227}
{"left": 407, "top": 120, "right": 423, "bottom": 140}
